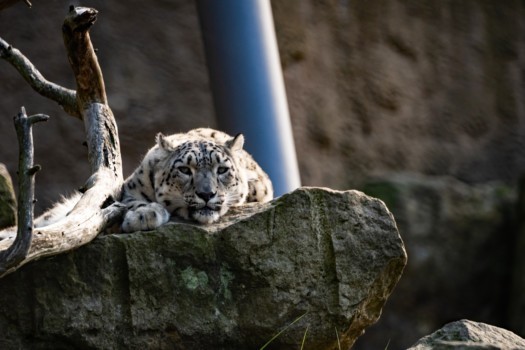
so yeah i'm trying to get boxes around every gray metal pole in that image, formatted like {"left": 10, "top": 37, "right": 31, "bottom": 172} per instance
{"left": 196, "top": 0, "right": 301, "bottom": 197}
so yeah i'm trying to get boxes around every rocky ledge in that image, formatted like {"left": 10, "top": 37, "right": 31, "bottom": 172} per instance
{"left": 0, "top": 187, "right": 407, "bottom": 349}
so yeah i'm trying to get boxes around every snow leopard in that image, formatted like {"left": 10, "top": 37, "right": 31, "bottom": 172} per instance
{"left": 120, "top": 128, "right": 273, "bottom": 232}
{"left": 0, "top": 128, "right": 273, "bottom": 239}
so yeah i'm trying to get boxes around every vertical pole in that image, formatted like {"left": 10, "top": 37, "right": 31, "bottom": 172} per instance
{"left": 196, "top": 0, "right": 301, "bottom": 197}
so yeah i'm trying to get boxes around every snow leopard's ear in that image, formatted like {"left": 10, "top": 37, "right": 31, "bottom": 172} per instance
{"left": 226, "top": 133, "right": 244, "bottom": 152}
{"left": 156, "top": 133, "right": 171, "bottom": 150}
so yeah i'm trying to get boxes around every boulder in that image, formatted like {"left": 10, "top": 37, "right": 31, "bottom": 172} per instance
{"left": 0, "top": 187, "right": 406, "bottom": 349}
{"left": 0, "top": 163, "right": 16, "bottom": 229}
{"left": 407, "top": 319, "right": 525, "bottom": 350}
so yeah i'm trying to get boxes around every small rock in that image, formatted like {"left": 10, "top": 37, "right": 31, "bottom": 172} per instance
{"left": 407, "top": 319, "right": 525, "bottom": 350}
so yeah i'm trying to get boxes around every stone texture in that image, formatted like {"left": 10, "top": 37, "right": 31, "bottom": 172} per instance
{"left": 0, "top": 163, "right": 16, "bottom": 229}
{"left": 273, "top": 0, "right": 525, "bottom": 189}
{"left": 354, "top": 173, "right": 517, "bottom": 350}
{"left": 0, "top": 187, "right": 406, "bottom": 349}
{"left": 407, "top": 319, "right": 525, "bottom": 350}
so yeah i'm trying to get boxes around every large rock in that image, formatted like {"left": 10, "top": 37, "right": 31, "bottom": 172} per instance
{"left": 0, "top": 163, "right": 16, "bottom": 229}
{"left": 355, "top": 173, "right": 517, "bottom": 349}
{"left": 0, "top": 187, "right": 406, "bottom": 349}
{"left": 407, "top": 319, "right": 525, "bottom": 350}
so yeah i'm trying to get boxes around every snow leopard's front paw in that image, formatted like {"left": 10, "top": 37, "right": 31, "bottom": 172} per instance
{"left": 121, "top": 203, "right": 170, "bottom": 233}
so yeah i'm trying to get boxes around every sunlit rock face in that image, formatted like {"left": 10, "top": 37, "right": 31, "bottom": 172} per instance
{"left": 0, "top": 187, "right": 406, "bottom": 350}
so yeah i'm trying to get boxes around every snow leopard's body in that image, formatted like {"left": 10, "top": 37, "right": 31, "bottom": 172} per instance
{"left": 119, "top": 128, "right": 273, "bottom": 232}
{"left": 2, "top": 128, "right": 272, "bottom": 236}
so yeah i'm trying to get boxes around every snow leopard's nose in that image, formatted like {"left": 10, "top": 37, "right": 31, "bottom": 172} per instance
{"left": 196, "top": 191, "right": 216, "bottom": 202}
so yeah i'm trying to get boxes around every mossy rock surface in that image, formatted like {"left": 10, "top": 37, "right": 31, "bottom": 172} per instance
{"left": 0, "top": 187, "right": 406, "bottom": 350}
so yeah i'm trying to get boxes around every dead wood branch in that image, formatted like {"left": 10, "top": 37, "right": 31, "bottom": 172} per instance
{"left": 0, "top": 107, "right": 48, "bottom": 275}
{"left": 62, "top": 6, "right": 107, "bottom": 108}
{"left": 61, "top": 7, "right": 121, "bottom": 175}
{"left": 0, "top": 6, "right": 124, "bottom": 278}
{"left": 0, "top": 38, "right": 79, "bottom": 118}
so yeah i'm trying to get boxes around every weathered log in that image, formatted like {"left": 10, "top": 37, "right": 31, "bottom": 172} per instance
{"left": 0, "top": 6, "right": 124, "bottom": 278}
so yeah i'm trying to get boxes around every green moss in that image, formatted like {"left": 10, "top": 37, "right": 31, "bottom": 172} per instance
{"left": 361, "top": 182, "right": 399, "bottom": 210}
{"left": 219, "top": 265, "right": 234, "bottom": 300}
{"left": 181, "top": 267, "right": 208, "bottom": 290}
{"left": 493, "top": 184, "right": 513, "bottom": 201}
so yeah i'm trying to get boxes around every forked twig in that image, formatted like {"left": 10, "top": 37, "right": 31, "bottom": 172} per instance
{"left": 0, "top": 107, "right": 48, "bottom": 274}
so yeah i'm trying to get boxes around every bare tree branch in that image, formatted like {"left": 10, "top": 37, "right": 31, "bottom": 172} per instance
{"left": 0, "top": 107, "right": 48, "bottom": 275}
{"left": 62, "top": 6, "right": 107, "bottom": 108}
{"left": 0, "top": 6, "right": 124, "bottom": 278}
{"left": 61, "top": 7, "right": 120, "bottom": 175}
{"left": 0, "top": 37, "right": 80, "bottom": 118}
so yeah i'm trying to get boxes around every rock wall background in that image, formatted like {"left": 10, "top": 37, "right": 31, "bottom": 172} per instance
{"left": 1, "top": 1, "right": 525, "bottom": 349}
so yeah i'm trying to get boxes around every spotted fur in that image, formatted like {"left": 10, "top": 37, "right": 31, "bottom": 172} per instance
{"left": 120, "top": 128, "right": 273, "bottom": 232}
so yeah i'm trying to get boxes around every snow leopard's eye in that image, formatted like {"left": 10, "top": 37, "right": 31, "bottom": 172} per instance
{"left": 217, "top": 166, "right": 229, "bottom": 175}
{"left": 177, "top": 166, "right": 191, "bottom": 175}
